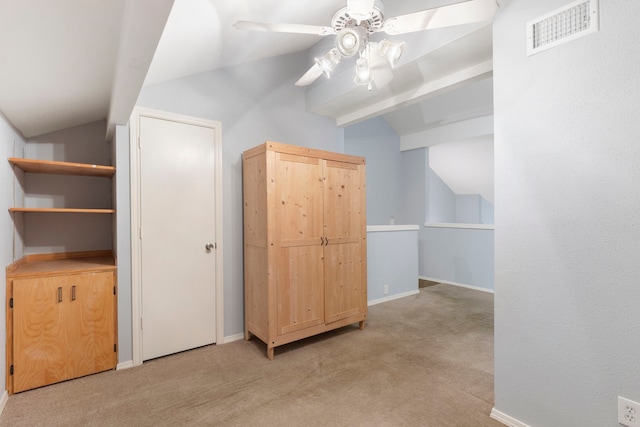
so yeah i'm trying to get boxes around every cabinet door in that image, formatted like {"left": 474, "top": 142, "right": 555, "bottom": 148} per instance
{"left": 67, "top": 272, "right": 116, "bottom": 378}
{"left": 275, "top": 153, "right": 325, "bottom": 335}
{"left": 323, "top": 160, "right": 365, "bottom": 323}
{"left": 12, "top": 277, "right": 68, "bottom": 393}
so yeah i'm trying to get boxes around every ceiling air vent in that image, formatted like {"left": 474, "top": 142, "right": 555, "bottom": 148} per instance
{"left": 526, "top": 0, "right": 599, "bottom": 56}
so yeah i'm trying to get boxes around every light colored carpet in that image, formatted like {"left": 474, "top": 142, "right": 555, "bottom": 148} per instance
{"left": 0, "top": 284, "right": 500, "bottom": 427}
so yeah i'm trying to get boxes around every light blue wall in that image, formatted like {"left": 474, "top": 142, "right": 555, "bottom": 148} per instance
{"left": 113, "top": 124, "right": 132, "bottom": 364}
{"left": 423, "top": 226, "right": 494, "bottom": 290}
{"left": 400, "top": 148, "right": 428, "bottom": 226}
{"left": 456, "top": 194, "right": 494, "bottom": 224}
{"left": 480, "top": 196, "right": 494, "bottom": 224}
{"left": 344, "top": 117, "right": 401, "bottom": 225}
{"left": 456, "top": 195, "right": 481, "bottom": 223}
{"left": 428, "top": 168, "right": 456, "bottom": 222}
{"left": 367, "top": 229, "right": 419, "bottom": 302}
{"left": 494, "top": 0, "right": 640, "bottom": 425}
{"left": 1, "top": 113, "right": 25, "bottom": 399}
{"left": 135, "top": 51, "right": 344, "bottom": 338}
{"left": 22, "top": 121, "right": 113, "bottom": 254}
{"left": 399, "top": 147, "right": 493, "bottom": 291}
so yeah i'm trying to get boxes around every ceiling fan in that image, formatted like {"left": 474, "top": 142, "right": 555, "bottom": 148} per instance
{"left": 234, "top": 0, "right": 498, "bottom": 90}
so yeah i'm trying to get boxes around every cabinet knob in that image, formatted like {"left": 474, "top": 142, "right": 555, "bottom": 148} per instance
{"left": 205, "top": 243, "right": 215, "bottom": 251}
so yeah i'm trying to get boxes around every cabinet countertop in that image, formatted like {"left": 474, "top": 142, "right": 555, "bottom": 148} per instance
{"left": 7, "top": 253, "right": 116, "bottom": 278}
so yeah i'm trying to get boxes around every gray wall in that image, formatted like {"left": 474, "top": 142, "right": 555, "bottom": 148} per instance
{"left": 1, "top": 113, "right": 26, "bottom": 400}
{"left": 344, "top": 117, "right": 402, "bottom": 225}
{"left": 135, "top": 51, "right": 344, "bottom": 338}
{"left": 494, "top": 1, "right": 640, "bottom": 425}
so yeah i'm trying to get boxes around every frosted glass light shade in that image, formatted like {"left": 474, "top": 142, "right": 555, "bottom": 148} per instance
{"left": 353, "top": 57, "right": 371, "bottom": 85}
{"left": 315, "top": 48, "right": 342, "bottom": 78}
{"left": 378, "top": 39, "right": 405, "bottom": 67}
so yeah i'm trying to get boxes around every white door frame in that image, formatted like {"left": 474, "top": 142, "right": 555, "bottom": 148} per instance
{"left": 129, "top": 106, "right": 224, "bottom": 366}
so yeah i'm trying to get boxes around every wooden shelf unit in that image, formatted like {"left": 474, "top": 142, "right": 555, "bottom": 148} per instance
{"left": 8, "top": 157, "right": 116, "bottom": 214}
{"left": 8, "top": 157, "right": 115, "bottom": 178}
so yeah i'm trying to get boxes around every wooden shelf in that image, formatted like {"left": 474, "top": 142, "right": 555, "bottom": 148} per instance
{"left": 8, "top": 157, "right": 115, "bottom": 178}
{"left": 9, "top": 208, "right": 115, "bottom": 214}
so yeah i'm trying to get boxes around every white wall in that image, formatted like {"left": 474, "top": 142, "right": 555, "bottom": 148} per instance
{"left": 493, "top": 1, "right": 640, "bottom": 426}
{"left": 136, "top": 51, "right": 344, "bottom": 338}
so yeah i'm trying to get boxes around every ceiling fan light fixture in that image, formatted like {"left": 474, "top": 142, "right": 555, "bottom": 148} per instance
{"left": 315, "top": 48, "right": 342, "bottom": 78}
{"left": 377, "top": 39, "right": 405, "bottom": 68}
{"left": 336, "top": 26, "right": 367, "bottom": 57}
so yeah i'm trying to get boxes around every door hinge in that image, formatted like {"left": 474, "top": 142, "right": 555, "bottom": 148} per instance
{"left": 9, "top": 298, "right": 13, "bottom": 308}
{"left": 139, "top": 227, "right": 142, "bottom": 240}
{"left": 113, "top": 286, "right": 116, "bottom": 295}
{"left": 10, "top": 365, "right": 13, "bottom": 375}
{"left": 137, "top": 136, "right": 141, "bottom": 149}
{"left": 114, "top": 344, "right": 117, "bottom": 353}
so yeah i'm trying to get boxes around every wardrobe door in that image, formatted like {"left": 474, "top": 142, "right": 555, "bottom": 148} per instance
{"left": 323, "top": 160, "right": 366, "bottom": 324}
{"left": 275, "top": 153, "right": 325, "bottom": 335}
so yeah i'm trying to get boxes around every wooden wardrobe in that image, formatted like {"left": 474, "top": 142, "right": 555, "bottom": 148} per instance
{"left": 243, "top": 141, "right": 367, "bottom": 359}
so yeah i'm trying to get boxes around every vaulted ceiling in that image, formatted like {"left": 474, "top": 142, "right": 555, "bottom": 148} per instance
{"left": 0, "top": 0, "right": 496, "bottom": 140}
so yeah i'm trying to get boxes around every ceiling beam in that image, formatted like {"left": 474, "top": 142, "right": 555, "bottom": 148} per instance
{"left": 337, "top": 59, "right": 493, "bottom": 127}
{"left": 106, "top": 0, "right": 175, "bottom": 141}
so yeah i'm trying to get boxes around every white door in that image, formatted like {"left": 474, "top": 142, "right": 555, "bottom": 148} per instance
{"left": 139, "top": 116, "right": 217, "bottom": 360}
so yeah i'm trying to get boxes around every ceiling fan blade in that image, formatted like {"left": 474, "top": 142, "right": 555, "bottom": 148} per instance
{"left": 347, "top": 0, "right": 376, "bottom": 20}
{"left": 369, "top": 48, "right": 394, "bottom": 89}
{"left": 382, "top": 0, "right": 499, "bottom": 35}
{"left": 234, "top": 20, "right": 335, "bottom": 36}
{"left": 295, "top": 63, "right": 324, "bottom": 87}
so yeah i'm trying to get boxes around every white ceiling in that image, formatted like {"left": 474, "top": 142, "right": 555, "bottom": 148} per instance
{"left": 0, "top": 0, "right": 495, "bottom": 143}
{"left": 0, "top": 0, "right": 173, "bottom": 139}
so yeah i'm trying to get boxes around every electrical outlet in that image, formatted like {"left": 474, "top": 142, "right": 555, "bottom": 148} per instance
{"left": 618, "top": 396, "right": 640, "bottom": 426}
{"left": 383, "top": 285, "right": 389, "bottom": 295}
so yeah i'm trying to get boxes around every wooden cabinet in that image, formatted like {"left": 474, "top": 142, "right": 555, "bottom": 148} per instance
{"left": 6, "top": 253, "right": 117, "bottom": 394}
{"left": 243, "top": 141, "right": 367, "bottom": 359}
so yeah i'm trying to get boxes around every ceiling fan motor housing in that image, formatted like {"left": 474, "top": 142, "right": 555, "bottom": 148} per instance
{"left": 331, "top": 6, "right": 384, "bottom": 34}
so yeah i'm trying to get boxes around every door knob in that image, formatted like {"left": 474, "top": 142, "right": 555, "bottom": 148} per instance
{"left": 205, "top": 243, "right": 215, "bottom": 251}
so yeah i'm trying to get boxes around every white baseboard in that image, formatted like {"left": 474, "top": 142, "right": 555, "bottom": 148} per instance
{"left": 419, "top": 276, "right": 494, "bottom": 294}
{"left": 490, "top": 408, "right": 531, "bottom": 427}
{"left": 368, "top": 290, "right": 420, "bottom": 306}
{"left": 117, "top": 360, "right": 135, "bottom": 370}
{"left": 0, "top": 390, "right": 8, "bottom": 417}
{"left": 223, "top": 333, "right": 245, "bottom": 343}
